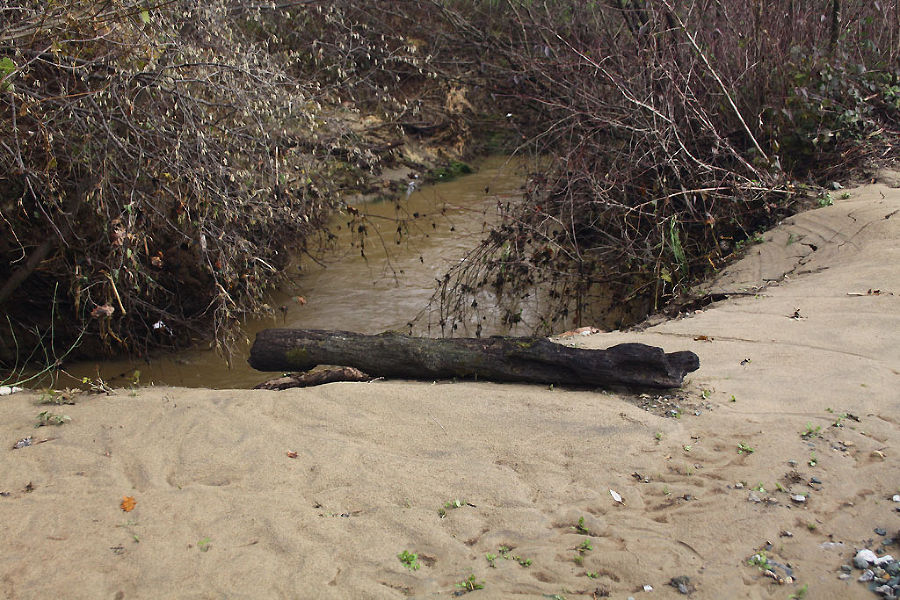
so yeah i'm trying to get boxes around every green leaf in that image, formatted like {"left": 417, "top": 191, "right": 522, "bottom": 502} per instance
{"left": 0, "top": 57, "right": 15, "bottom": 77}
{"left": 139, "top": 10, "right": 151, "bottom": 24}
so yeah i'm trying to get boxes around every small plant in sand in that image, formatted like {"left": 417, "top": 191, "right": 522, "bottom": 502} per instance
{"left": 38, "top": 389, "right": 76, "bottom": 405}
{"left": 578, "top": 539, "right": 593, "bottom": 553}
{"left": 397, "top": 550, "right": 420, "bottom": 571}
{"left": 737, "top": 442, "right": 755, "bottom": 454}
{"left": 512, "top": 555, "right": 532, "bottom": 567}
{"left": 586, "top": 571, "right": 598, "bottom": 578}
{"left": 789, "top": 583, "right": 809, "bottom": 599}
{"left": 35, "top": 411, "right": 70, "bottom": 427}
{"left": 455, "top": 574, "right": 484, "bottom": 592}
{"left": 197, "top": 537, "right": 212, "bottom": 552}
{"left": 751, "top": 482, "right": 767, "bottom": 493}
{"left": 748, "top": 551, "right": 771, "bottom": 570}
{"left": 497, "top": 545, "right": 512, "bottom": 559}
{"left": 800, "top": 423, "right": 822, "bottom": 439}
{"left": 485, "top": 553, "right": 497, "bottom": 567}
{"left": 573, "top": 516, "right": 593, "bottom": 535}
{"left": 654, "top": 431, "right": 662, "bottom": 441}
{"left": 817, "top": 193, "right": 835, "bottom": 207}
{"left": 808, "top": 452, "right": 818, "bottom": 467}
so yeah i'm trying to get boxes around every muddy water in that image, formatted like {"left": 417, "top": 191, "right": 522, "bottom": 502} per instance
{"left": 61, "top": 156, "right": 527, "bottom": 389}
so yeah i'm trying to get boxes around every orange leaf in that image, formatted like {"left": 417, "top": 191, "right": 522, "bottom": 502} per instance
{"left": 120, "top": 496, "right": 137, "bottom": 512}
{"left": 286, "top": 451, "right": 298, "bottom": 459}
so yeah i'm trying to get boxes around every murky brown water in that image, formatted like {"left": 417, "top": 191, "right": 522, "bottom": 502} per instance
{"left": 60, "top": 156, "right": 527, "bottom": 388}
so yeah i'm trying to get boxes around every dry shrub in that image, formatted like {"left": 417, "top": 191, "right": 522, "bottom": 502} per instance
{"left": 422, "top": 0, "right": 900, "bottom": 334}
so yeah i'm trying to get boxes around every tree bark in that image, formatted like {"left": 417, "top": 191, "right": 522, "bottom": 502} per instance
{"left": 248, "top": 329, "right": 699, "bottom": 389}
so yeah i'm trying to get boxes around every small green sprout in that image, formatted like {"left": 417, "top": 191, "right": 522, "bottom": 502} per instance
{"left": 455, "top": 574, "right": 484, "bottom": 592}
{"left": 485, "top": 552, "right": 497, "bottom": 567}
{"left": 586, "top": 571, "right": 598, "bottom": 578}
{"left": 397, "top": 550, "right": 420, "bottom": 571}
{"left": 197, "top": 537, "right": 212, "bottom": 552}
{"left": 578, "top": 539, "right": 593, "bottom": 553}
{"left": 800, "top": 423, "right": 822, "bottom": 439}
{"left": 748, "top": 551, "right": 770, "bottom": 570}
{"left": 35, "top": 411, "right": 70, "bottom": 427}
{"left": 737, "top": 442, "right": 755, "bottom": 454}
{"left": 573, "top": 516, "right": 592, "bottom": 535}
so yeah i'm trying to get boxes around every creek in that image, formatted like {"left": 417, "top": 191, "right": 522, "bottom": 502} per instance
{"left": 62, "top": 156, "right": 529, "bottom": 389}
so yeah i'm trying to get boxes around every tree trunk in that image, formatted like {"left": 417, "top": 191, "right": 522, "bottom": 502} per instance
{"left": 248, "top": 329, "right": 699, "bottom": 389}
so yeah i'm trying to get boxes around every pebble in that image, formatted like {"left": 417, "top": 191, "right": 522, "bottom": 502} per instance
{"left": 735, "top": 482, "right": 744, "bottom": 489}
{"left": 748, "top": 492, "right": 762, "bottom": 503}
{"left": 788, "top": 459, "right": 798, "bottom": 467}
{"left": 839, "top": 573, "right": 851, "bottom": 580}
{"left": 811, "top": 476, "right": 822, "bottom": 484}
{"left": 871, "top": 450, "right": 886, "bottom": 460}
{"left": 893, "top": 494, "right": 900, "bottom": 503}
{"left": 791, "top": 494, "right": 807, "bottom": 503}
{"left": 876, "top": 528, "right": 888, "bottom": 536}
{"left": 643, "top": 584, "right": 653, "bottom": 592}
{"left": 841, "top": 564, "right": 853, "bottom": 573}
{"left": 860, "top": 569, "right": 876, "bottom": 582}
{"left": 873, "top": 584, "right": 894, "bottom": 596}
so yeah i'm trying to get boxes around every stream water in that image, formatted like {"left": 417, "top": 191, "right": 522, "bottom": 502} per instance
{"left": 61, "top": 156, "right": 527, "bottom": 389}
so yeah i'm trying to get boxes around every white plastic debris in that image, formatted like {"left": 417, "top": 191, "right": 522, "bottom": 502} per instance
{"left": 892, "top": 494, "right": 900, "bottom": 502}
{"left": 0, "top": 386, "right": 24, "bottom": 396}
{"left": 642, "top": 584, "right": 653, "bottom": 592}
{"left": 609, "top": 489, "right": 624, "bottom": 504}
{"left": 855, "top": 549, "right": 878, "bottom": 566}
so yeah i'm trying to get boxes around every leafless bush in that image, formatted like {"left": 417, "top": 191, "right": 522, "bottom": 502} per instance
{"left": 420, "top": 0, "right": 900, "bottom": 335}
{"left": 0, "top": 0, "right": 421, "bottom": 365}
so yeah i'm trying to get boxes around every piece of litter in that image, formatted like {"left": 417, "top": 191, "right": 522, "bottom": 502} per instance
{"left": 13, "top": 436, "right": 33, "bottom": 449}
{"left": 286, "top": 451, "right": 298, "bottom": 459}
{"left": 609, "top": 489, "right": 624, "bottom": 504}
{"left": 643, "top": 584, "right": 653, "bottom": 592}
{"left": 0, "top": 386, "right": 24, "bottom": 396}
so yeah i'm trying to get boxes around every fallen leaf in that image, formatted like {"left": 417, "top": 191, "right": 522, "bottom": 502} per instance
{"left": 693, "top": 335, "right": 712, "bottom": 341}
{"left": 609, "top": 489, "right": 624, "bottom": 504}
{"left": 286, "top": 451, "right": 298, "bottom": 459}
{"left": 121, "top": 496, "right": 137, "bottom": 512}
{"left": 91, "top": 304, "right": 115, "bottom": 319}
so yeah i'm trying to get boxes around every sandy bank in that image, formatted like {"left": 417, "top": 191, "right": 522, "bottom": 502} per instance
{"left": 2, "top": 177, "right": 899, "bottom": 599}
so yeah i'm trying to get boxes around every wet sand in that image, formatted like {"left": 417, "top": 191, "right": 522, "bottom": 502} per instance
{"left": 1, "top": 175, "right": 899, "bottom": 599}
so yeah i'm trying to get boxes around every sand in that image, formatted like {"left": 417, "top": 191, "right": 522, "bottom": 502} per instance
{"left": 2, "top": 176, "right": 899, "bottom": 599}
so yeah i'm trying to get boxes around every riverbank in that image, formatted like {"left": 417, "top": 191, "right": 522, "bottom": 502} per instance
{"left": 1, "top": 175, "right": 898, "bottom": 598}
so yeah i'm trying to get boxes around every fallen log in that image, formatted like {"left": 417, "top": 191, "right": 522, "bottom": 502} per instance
{"left": 249, "top": 329, "right": 699, "bottom": 389}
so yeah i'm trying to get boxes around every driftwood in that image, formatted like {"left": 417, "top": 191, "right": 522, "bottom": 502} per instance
{"left": 249, "top": 329, "right": 699, "bottom": 388}
{"left": 254, "top": 366, "right": 370, "bottom": 390}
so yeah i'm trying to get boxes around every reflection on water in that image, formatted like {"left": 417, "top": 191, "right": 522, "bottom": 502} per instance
{"left": 61, "top": 156, "right": 526, "bottom": 389}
